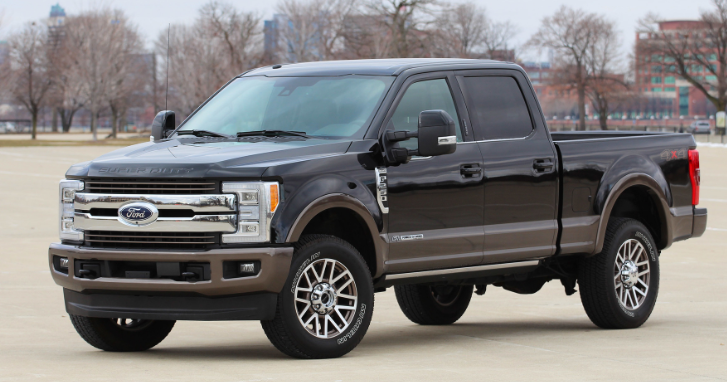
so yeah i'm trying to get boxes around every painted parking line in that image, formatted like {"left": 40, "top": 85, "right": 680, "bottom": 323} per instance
{"left": 707, "top": 227, "right": 727, "bottom": 232}
{"left": 0, "top": 170, "right": 60, "bottom": 179}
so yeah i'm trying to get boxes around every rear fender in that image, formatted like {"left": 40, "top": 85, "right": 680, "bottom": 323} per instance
{"left": 593, "top": 156, "right": 672, "bottom": 254}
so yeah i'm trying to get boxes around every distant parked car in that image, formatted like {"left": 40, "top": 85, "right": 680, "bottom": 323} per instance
{"left": 689, "top": 121, "right": 711, "bottom": 134}
{"left": 0, "top": 122, "right": 17, "bottom": 133}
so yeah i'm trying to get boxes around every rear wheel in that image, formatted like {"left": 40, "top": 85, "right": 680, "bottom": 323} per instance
{"left": 70, "top": 316, "right": 175, "bottom": 351}
{"left": 395, "top": 284, "right": 473, "bottom": 325}
{"left": 578, "top": 218, "right": 660, "bottom": 329}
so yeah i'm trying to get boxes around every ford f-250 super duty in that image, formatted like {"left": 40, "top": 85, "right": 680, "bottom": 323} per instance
{"left": 49, "top": 59, "right": 707, "bottom": 358}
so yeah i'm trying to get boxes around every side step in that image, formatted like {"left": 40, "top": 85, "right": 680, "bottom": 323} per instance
{"left": 375, "top": 260, "right": 541, "bottom": 288}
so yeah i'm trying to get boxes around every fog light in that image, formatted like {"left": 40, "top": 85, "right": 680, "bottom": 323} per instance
{"left": 239, "top": 262, "right": 256, "bottom": 274}
{"left": 59, "top": 257, "right": 69, "bottom": 269}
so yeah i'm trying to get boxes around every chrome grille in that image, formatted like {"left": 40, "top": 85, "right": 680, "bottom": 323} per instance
{"left": 84, "top": 231, "right": 218, "bottom": 250}
{"left": 85, "top": 179, "right": 217, "bottom": 194}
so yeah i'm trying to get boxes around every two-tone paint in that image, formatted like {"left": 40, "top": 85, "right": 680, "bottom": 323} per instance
{"left": 55, "top": 59, "right": 706, "bottom": 307}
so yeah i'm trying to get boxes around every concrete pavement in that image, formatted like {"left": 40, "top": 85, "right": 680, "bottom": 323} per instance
{"left": 0, "top": 145, "right": 725, "bottom": 382}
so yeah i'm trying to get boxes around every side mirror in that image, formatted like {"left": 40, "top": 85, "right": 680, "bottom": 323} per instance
{"left": 416, "top": 110, "right": 457, "bottom": 157}
{"left": 151, "top": 110, "right": 175, "bottom": 141}
{"left": 385, "top": 110, "right": 457, "bottom": 163}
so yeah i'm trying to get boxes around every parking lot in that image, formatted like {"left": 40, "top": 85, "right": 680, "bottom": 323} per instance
{"left": 0, "top": 144, "right": 725, "bottom": 382}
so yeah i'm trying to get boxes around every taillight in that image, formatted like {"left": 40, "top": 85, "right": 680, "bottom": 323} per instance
{"left": 689, "top": 149, "right": 700, "bottom": 205}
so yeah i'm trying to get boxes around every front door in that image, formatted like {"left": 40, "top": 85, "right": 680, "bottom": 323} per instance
{"left": 456, "top": 71, "right": 559, "bottom": 264}
{"left": 383, "top": 73, "right": 485, "bottom": 273}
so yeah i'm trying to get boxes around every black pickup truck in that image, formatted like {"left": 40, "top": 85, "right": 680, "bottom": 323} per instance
{"left": 50, "top": 59, "right": 707, "bottom": 358}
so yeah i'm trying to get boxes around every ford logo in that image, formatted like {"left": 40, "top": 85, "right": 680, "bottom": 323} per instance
{"left": 118, "top": 202, "right": 159, "bottom": 226}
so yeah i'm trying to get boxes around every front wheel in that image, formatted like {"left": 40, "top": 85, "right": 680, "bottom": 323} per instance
{"left": 261, "top": 235, "right": 374, "bottom": 359}
{"left": 578, "top": 218, "right": 660, "bottom": 329}
{"left": 70, "top": 316, "right": 175, "bottom": 351}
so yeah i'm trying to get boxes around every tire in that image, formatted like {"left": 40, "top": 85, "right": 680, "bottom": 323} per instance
{"left": 578, "top": 218, "right": 660, "bottom": 329}
{"left": 69, "top": 315, "right": 175, "bottom": 352}
{"left": 394, "top": 284, "right": 473, "bottom": 325}
{"left": 261, "top": 235, "right": 374, "bottom": 359}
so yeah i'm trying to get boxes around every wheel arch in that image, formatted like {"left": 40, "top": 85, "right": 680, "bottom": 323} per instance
{"left": 286, "top": 194, "right": 386, "bottom": 278}
{"left": 593, "top": 173, "right": 672, "bottom": 255}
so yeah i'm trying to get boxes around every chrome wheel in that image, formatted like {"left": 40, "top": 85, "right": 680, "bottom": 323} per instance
{"left": 614, "top": 239, "right": 651, "bottom": 310}
{"left": 430, "top": 285, "right": 463, "bottom": 307}
{"left": 294, "top": 258, "right": 358, "bottom": 339}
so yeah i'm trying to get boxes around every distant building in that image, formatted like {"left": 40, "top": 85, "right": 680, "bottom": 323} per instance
{"left": 634, "top": 20, "right": 716, "bottom": 119}
{"left": 47, "top": 3, "right": 67, "bottom": 48}
{"left": 263, "top": 16, "right": 281, "bottom": 62}
{"left": 263, "top": 13, "right": 324, "bottom": 63}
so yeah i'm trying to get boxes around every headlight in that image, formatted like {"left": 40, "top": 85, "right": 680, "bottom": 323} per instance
{"left": 59, "top": 179, "right": 84, "bottom": 241}
{"left": 222, "top": 182, "right": 280, "bottom": 243}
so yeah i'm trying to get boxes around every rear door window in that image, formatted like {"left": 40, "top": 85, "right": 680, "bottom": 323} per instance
{"left": 458, "top": 76, "right": 534, "bottom": 140}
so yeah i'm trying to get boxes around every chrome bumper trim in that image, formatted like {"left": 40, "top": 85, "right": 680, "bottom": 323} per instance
{"left": 74, "top": 212, "right": 237, "bottom": 232}
{"left": 74, "top": 193, "right": 236, "bottom": 213}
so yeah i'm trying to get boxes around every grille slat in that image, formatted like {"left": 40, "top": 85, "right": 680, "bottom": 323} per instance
{"left": 84, "top": 179, "right": 218, "bottom": 194}
{"left": 84, "top": 231, "right": 218, "bottom": 250}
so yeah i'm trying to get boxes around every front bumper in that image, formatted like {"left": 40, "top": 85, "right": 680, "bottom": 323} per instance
{"left": 63, "top": 289, "right": 277, "bottom": 321}
{"left": 48, "top": 243, "right": 293, "bottom": 296}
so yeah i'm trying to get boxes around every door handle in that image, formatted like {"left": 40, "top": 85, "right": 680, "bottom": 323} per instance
{"left": 533, "top": 158, "right": 554, "bottom": 172}
{"left": 460, "top": 164, "right": 482, "bottom": 177}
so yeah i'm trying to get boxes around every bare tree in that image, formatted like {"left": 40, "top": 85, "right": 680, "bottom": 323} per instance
{"left": 48, "top": 47, "right": 86, "bottom": 133}
{"left": 341, "top": 13, "right": 392, "bottom": 59}
{"left": 482, "top": 20, "right": 518, "bottom": 59}
{"left": 274, "top": 0, "right": 355, "bottom": 62}
{"left": 157, "top": 1, "right": 262, "bottom": 118}
{"left": 368, "top": 0, "right": 436, "bottom": 58}
{"left": 583, "top": 18, "right": 630, "bottom": 130}
{"left": 434, "top": 2, "right": 485, "bottom": 58}
{"left": 105, "top": 14, "right": 143, "bottom": 138}
{"left": 433, "top": 2, "right": 517, "bottom": 59}
{"left": 527, "top": 6, "right": 608, "bottom": 130}
{"left": 63, "top": 9, "right": 140, "bottom": 140}
{"left": 6, "top": 22, "right": 53, "bottom": 139}
{"left": 638, "top": 0, "right": 727, "bottom": 112}
{"left": 199, "top": 1, "right": 261, "bottom": 73}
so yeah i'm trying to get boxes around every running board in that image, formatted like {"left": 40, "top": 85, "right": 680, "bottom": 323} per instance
{"left": 375, "top": 260, "right": 541, "bottom": 288}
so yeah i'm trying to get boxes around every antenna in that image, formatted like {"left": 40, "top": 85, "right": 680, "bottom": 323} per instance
{"left": 165, "top": 23, "right": 170, "bottom": 111}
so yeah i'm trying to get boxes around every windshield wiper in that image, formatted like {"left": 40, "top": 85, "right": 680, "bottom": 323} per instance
{"left": 176, "top": 129, "right": 232, "bottom": 138}
{"left": 236, "top": 130, "right": 311, "bottom": 138}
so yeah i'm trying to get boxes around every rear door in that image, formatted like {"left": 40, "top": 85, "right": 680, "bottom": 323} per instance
{"left": 383, "top": 72, "right": 485, "bottom": 273}
{"left": 455, "top": 70, "right": 559, "bottom": 264}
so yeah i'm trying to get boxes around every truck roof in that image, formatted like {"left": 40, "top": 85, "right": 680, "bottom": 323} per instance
{"left": 243, "top": 58, "right": 518, "bottom": 77}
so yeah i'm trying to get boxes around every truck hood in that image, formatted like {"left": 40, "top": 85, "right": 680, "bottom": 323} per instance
{"left": 67, "top": 137, "right": 353, "bottom": 179}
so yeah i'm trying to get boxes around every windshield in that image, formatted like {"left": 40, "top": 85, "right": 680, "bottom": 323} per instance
{"left": 177, "top": 76, "right": 394, "bottom": 138}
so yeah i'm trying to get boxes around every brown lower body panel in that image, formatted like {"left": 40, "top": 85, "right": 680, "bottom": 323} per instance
{"left": 48, "top": 243, "right": 294, "bottom": 296}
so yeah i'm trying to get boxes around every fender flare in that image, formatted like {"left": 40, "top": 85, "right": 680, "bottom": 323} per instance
{"left": 286, "top": 193, "right": 387, "bottom": 278}
{"left": 592, "top": 173, "right": 672, "bottom": 255}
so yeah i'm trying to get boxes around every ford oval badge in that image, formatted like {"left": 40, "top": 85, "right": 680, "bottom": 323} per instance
{"left": 118, "top": 202, "right": 159, "bottom": 226}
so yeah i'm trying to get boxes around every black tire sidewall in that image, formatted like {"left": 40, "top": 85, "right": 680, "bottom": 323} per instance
{"left": 279, "top": 237, "right": 374, "bottom": 358}
{"left": 603, "top": 221, "right": 660, "bottom": 327}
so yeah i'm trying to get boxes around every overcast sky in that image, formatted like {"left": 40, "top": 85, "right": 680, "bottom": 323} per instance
{"left": 0, "top": 0, "right": 715, "bottom": 61}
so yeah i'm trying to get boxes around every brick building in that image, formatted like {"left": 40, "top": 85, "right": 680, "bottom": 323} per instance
{"left": 634, "top": 20, "right": 716, "bottom": 119}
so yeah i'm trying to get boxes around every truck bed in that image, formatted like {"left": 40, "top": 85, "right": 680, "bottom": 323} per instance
{"left": 552, "top": 130, "right": 698, "bottom": 255}
{"left": 550, "top": 130, "right": 678, "bottom": 141}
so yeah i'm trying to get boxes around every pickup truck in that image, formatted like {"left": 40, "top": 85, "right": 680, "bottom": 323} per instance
{"left": 49, "top": 58, "right": 707, "bottom": 359}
